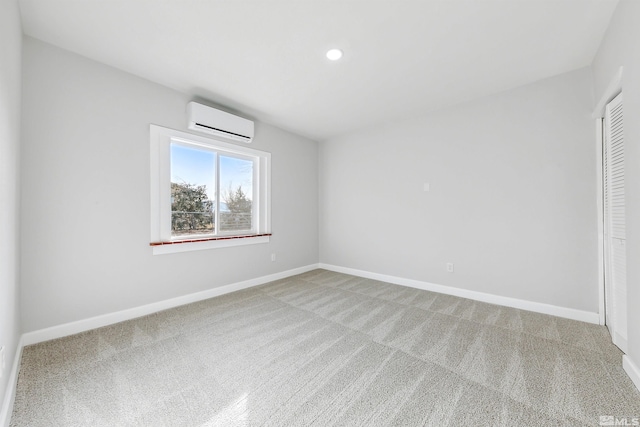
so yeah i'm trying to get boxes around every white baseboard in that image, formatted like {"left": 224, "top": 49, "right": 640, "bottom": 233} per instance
{"left": 318, "top": 263, "right": 600, "bottom": 324}
{"left": 0, "top": 262, "right": 629, "bottom": 425}
{"left": 3, "top": 264, "right": 318, "bottom": 425}
{"left": 22, "top": 264, "right": 319, "bottom": 346}
{"left": 612, "top": 330, "right": 629, "bottom": 354}
{"left": 1, "top": 336, "right": 24, "bottom": 427}
{"left": 623, "top": 355, "right": 640, "bottom": 393}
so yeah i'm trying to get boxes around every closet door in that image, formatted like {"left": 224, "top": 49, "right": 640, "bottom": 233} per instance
{"left": 603, "top": 92, "right": 626, "bottom": 352}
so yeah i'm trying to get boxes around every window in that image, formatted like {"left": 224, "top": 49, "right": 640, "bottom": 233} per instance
{"left": 150, "top": 125, "right": 271, "bottom": 254}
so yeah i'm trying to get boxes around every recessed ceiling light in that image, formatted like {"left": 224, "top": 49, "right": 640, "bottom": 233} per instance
{"left": 326, "top": 49, "right": 343, "bottom": 61}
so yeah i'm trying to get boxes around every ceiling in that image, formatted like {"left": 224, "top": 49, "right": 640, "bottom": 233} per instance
{"left": 19, "top": 0, "right": 618, "bottom": 142}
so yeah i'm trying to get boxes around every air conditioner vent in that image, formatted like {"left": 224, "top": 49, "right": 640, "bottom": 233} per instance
{"left": 187, "top": 102, "right": 254, "bottom": 143}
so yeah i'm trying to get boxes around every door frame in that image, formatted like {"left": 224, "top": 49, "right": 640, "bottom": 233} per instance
{"left": 593, "top": 66, "right": 623, "bottom": 327}
{"left": 595, "top": 118, "right": 605, "bottom": 326}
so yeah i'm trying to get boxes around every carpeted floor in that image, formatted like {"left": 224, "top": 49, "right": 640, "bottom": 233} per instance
{"left": 10, "top": 269, "right": 640, "bottom": 426}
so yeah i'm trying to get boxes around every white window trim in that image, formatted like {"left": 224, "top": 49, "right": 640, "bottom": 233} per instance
{"left": 150, "top": 124, "right": 271, "bottom": 255}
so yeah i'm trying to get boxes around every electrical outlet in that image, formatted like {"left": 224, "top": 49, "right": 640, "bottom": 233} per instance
{"left": 446, "top": 263, "right": 454, "bottom": 273}
{"left": 271, "top": 253, "right": 276, "bottom": 262}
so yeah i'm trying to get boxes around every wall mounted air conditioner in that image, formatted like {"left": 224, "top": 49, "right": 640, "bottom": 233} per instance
{"left": 187, "top": 101, "right": 254, "bottom": 143}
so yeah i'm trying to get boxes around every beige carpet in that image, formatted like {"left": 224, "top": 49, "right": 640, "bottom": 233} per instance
{"left": 10, "top": 269, "right": 640, "bottom": 426}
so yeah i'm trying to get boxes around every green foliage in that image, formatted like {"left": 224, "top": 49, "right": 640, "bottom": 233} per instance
{"left": 171, "top": 182, "right": 213, "bottom": 234}
{"left": 224, "top": 185, "right": 252, "bottom": 213}
{"left": 222, "top": 185, "right": 252, "bottom": 230}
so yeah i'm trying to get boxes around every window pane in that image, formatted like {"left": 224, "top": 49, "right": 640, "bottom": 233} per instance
{"left": 170, "top": 144, "right": 215, "bottom": 237}
{"left": 219, "top": 155, "right": 253, "bottom": 232}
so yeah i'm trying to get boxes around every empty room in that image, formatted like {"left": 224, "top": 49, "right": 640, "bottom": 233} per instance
{"left": 1, "top": 0, "right": 640, "bottom": 425}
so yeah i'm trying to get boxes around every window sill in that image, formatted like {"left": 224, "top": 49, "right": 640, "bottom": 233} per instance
{"left": 150, "top": 234, "right": 271, "bottom": 255}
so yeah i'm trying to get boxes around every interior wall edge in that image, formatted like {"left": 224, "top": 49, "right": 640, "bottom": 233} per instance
{"left": 623, "top": 355, "right": 640, "bottom": 393}
{"left": 0, "top": 335, "right": 24, "bottom": 427}
{"left": 21, "top": 263, "right": 320, "bottom": 346}
{"left": 318, "top": 263, "right": 600, "bottom": 324}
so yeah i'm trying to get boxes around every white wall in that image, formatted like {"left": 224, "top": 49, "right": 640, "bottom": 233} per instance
{"left": 591, "top": 0, "right": 640, "bottom": 387}
{"left": 320, "top": 67, "right": 598, "bottom": 313}
{"left": 20, "top": 37, "right": 318, "bottom": 332}
{"left": 0, "top": 0, "right": 22, "bottom": 415}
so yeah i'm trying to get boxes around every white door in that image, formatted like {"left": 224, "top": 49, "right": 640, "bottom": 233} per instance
{"left": 603, "top": 92, "right": 627, "bottom": 353}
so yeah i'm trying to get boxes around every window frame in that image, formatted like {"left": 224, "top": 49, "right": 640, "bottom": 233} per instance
{"left": 215, "top": 150, "right": 259, "bottom": 236}
{"left": 150, "top": 124, "right": 271, "bottom": 255}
